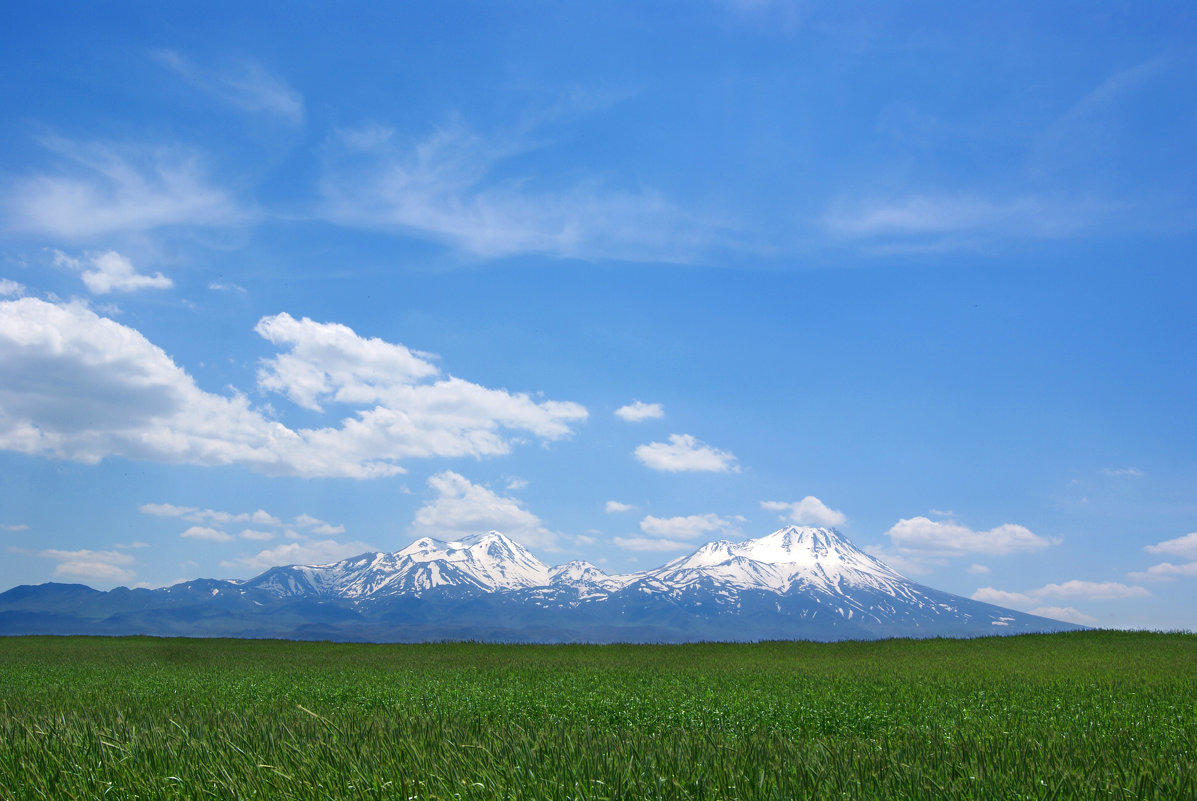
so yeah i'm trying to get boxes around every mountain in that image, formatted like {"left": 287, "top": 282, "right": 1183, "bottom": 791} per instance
{"left": 0, "top": 526, "right": 1082, "bottom": 642}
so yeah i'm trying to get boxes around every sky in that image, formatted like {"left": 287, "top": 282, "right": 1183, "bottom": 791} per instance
{"left": 1, "top": 1, "right": 1195, "bottom": 631}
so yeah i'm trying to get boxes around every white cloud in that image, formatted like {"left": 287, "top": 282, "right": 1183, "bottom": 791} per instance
{"left": 254, "top": 312, "right": 440, "bottom": 412}
{"left": 0, "top": 298, "right": 586, "bottom": 478}
{"left": 972, "top": 579, "right": 1149, "bottom": 616}
{"left": 255, "top": 312, "right": 588, "bottom": 458}
{"left": 35, "top": 547, "right": 136, "bottom": 584}
{"left": 409, "top": 471, "right": 559, "bottom": 549}
{"left": 180, "top": 526, "right": 233, "bottom": 543}
{"left": 823, "top": 193, "right": 1103, "bottom": 251}
{"left": 1033, "top": 580, "right": 1150, "bottom": 600}
{"left": 140, "top": 503, "right": 281, "bottom": 527}
{"left": 1143, "top": 531, "right": 1197, "bottom": 559}
{"left": 634, "top": 434, "right": 739, "bottom": 473}
{"left": 5, "top": 138, "right": 246, "bottom": 239}
{"left": 53, "top": 249, "right": 172, "bottom": 294}
{"left": 884, "top": 516, "right": 1057, "bottom": 557}
{"left": 293, "top": 513, "right": 345, "bottom": 536}
{"left": 615, "top": 401, "right": 664, "bottom": 422}
{"left": 2, "top": 523, "right": 29, "bottom": 532}
{"left": 154, "top": 51, "right": 303, "bottom": 125}
{"left": 505, "top": 477, "right": 528, "bottom": 491}
{"left": 1102, "top": 467, "right": 1144, "bottom": 478}
{"left": 1128, "top": 561, "right": 1197, "bottom": 582}
{"left": 862, "top": 545, "right": 942, "bottom": 577}
{"left": 639, "top": 513, "right": 742, "bottom": 540}
{"left": 967, "top": 563, "right": 990, "bottom": 575}
{"left": 238, "top": 529, "right": 275, "bottom": 542}
{"left": 1028, "top": 606, "right": 1098, "bottom": 626}
{"left": 970, "top": 587, "right": 1038, "bottom": 607}
{"left": 139, "top": 503, "right": 196, "bottom": 518}
{"left": 761, "top": 497, "right": 846, "bottom": 527}
{"left": 221, "top": 538, "right": 374, "bottom": 574}
{"left": 319, "top": 120, "right": 728, "bottom": 262}
{"left": 605, "top": 501, "right": 635, "bottom": 514}
{"left": 613, "top": 536, "right": 694, "bottom": 552}
{"left": 0, "top": 279, "right": 24, "bottom": 297}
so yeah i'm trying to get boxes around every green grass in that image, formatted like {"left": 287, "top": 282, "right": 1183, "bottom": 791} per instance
{"left": 0, "top": 631, "right": 1193, "bottom": 799}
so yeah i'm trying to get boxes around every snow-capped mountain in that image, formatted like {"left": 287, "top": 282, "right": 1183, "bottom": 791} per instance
{"left": 640, "top": 525, "right": 911, "bottom": 595}
{"left": 245, "top": 531, "right": 553, "bottom": 598}
{"left": 0, "top": 526, "right": 1085, "bottom": 642}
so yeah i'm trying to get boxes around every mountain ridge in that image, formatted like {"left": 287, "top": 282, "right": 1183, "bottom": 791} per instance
{"left": 0, "top": 526, "right": 1084, "bottom": 642}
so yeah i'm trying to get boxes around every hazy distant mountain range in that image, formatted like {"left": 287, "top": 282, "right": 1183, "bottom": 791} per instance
{"left": 0, "top": 526, "right": 1082, "bottom": 642}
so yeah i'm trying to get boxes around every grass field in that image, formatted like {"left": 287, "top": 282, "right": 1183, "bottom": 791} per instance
{"left": 0, "top": 631, "right": 1193, "bottom": 800}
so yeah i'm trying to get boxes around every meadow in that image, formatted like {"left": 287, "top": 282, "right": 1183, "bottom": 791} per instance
{"left": 0, "top": 631, "right": 1192, "bottom": 800}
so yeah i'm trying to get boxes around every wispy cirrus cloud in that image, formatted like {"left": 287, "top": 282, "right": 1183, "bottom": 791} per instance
{"left": 153, "top": 50, "right": 304, "bottom": 125}
{"left": 823, "top": 193, "right": 1108, "bottom": 252}
{"left": 4, "top": 138, "right": 248, "bottom": 240}
{"left": 319, "top": 119, "right": 732, "bottom": 262}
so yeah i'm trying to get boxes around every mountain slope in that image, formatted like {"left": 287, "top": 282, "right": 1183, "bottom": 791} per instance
{"left": 0, "top": 526, "right": 1084, "bottom": 642}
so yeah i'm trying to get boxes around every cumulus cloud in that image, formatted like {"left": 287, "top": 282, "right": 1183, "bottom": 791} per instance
{"left": 615, "top": 401, "right": 664, "bottom": 422}
{"left": 33, "top": 547, "right": 136, "bottom": 584}
{"left": 612, "top": 536, "right": 695, "bottom": 552}
{"left": 53, "top": 250, "right": 172, "bottom": 294}
{"left": 4, "top": 138, "right": 246, "bottom": 239}
{"left": 319, "top": 119, "right": 728, "bottom": 263}
{"left": 409, "top": 471, "right": 559, "bottom": 549}
{"left": 140, "top": 503, "right": 281, "bottom": 527}
{"left": 154, "top": 51, "right": 303, "bottom": 125}
{"left": 1143, "top": 531, "right": 1197, "bottom": 559}
{"left": 605, "top": 501, "right": 635, "bottom": 514}
{"left": 639, "top": 513, "right": 743, "bottom": 540}
{"left": 1032, "top": 580, "right": 1150, "bottom": 600}
{"left": 634, "top": 434, "right": 739, "bottom": 473}
{"left": 972, "top": 579, "right": 1148, "bottom": 619}
{"left": 221, "top": 538, "right": 375, "bottom": 574}
{"left": 885, "top": 516, "right": 1058, "bottom": 557}
{"left": 180, "top": 526, "right": 233, "bottom": 543}
{"left": 761, "top": 497, "right": 846, "bottom": 527}
{"left": 1128, "top": 561, "right": 1197, "bottom": 582}
{"left": 293, "top": 513, "right": 345, "bottom": 536}
{"left": 970, "top": 587, "right": 1037, "bottom": 607}
{"left": 0, "top": 298, "right": 586, "bottom": 478}
{"left": 238, "top": 529, "right": 275, "bottom": 542}
{"left": 967, "top": 563, "right": 990, "bottom": 575}
{"left": 0, "top": 279, "right": 24, "bottom": 297}
{"left": 254, "top": 312, "right": 439, "bottom": 412}
{"left": 255, "top": 312, "right": 588, "bottom": 455}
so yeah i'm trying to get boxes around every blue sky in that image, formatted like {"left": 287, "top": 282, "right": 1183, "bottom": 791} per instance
{"left": 1, "top": 1, "right": 1195, "bottom": 630}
